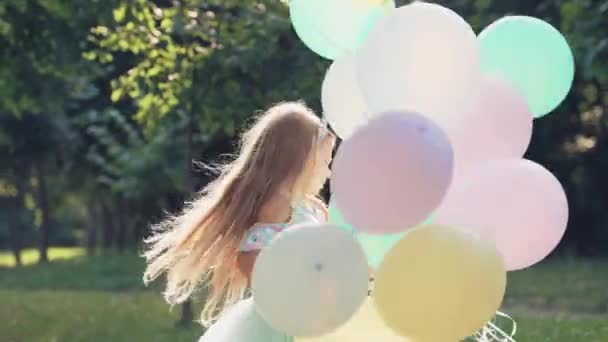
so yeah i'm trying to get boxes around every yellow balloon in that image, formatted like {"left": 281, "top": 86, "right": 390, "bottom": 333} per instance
{"left": 374, "top": 225, "right": 506, "bottom": 342}
{"left": 296, "top": 298, "right": 411, "bottom": 342}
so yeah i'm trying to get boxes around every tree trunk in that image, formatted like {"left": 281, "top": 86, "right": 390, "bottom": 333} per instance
{"left": 3, "top": 197, "right": 22, "bottom": 267}
{"left": 35, "top": 163, "right": 50, "bottom": 264}
{"left": 11, "top": 240, "right": 22, "bottom": 267}
{"left": 179, "top": 300, "right": 194, "bottom": 327}
{"left": 9, "top": 172, "right": 29, "bottom": 267}
{"left": 86, "top": 201, "right": 100, "bottom": 256}
{"left": 179, "top": 109, "right": 195, "bottom": 327}
{"left": 101, "top": 198, "right": 115, "bottom": 251}
{"left": 131, "top": 207, "right": 145, "bottom": 251}
{"left": 115, "top": 196, "right": 128, "bottom": 254}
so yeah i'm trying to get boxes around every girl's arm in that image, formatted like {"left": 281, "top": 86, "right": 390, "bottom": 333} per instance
{"left": 237, "top": 251, "right": 259, "bottom": 286}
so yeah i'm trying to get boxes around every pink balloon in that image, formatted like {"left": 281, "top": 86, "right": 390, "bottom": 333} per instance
{"left": 434, "top": 159, "right": 569, "bottom": 270}
{"left": 446, "top": 75, "right": 533, "bottom": 176}
{"left": 331, "top": 111, "right": 454, "bottom": 234}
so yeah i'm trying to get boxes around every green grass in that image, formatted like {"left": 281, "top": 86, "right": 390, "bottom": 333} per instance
{"left": 0, "top": 249, "right": 607, "bottom": 341}
{"left": 0, "top": 290, "right": 200, "bottom": 342}
{"left": 0, "top": 250, "right": 149, "bottom": 291}
{"left": 510, "top": 315, "right": 608, "bottom": 341}
{"left": 505, "top": 258, "right": 608, "bottom": 314}
{"left": 0, "top": 247, "right": 85, "bottom": 268}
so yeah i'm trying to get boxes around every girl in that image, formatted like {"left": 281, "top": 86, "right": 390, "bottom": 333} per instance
{"left": 143, "top": 101, "right": 336, "bottom": 341}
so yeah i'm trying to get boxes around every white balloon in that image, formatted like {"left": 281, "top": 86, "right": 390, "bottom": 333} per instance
{"left": 433, "top": 159, "right": 569, "bottom": 271}
{"left": 252, "top": 224, "right": 369, "bottom": 337}
{"left": 322, "top": 55, "right": 370, "bottom": 139}
{"left": 357, "top": 2, "right": 480, "bottom": 119}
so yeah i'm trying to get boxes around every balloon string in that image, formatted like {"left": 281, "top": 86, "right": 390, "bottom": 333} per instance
{"left": 473, "top": 311, "right": 517, "bottom": 342}
{"left": 368, "top": 279, "right": 517, "bottom": 341}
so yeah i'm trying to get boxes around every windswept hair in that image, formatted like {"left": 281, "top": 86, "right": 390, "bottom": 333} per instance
{"left": 142, "top": 102, "right": 325, "bottom": 325}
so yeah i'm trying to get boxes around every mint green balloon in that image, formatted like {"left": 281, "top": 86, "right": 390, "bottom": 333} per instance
{"left": 328, "top": 198, "right": 433, "bottom": 269}
{"left": 289, "top": 0, "right": 395, "bottom": 60}
{"left": 479, "top": 16, "right": 575, "bottom": 118}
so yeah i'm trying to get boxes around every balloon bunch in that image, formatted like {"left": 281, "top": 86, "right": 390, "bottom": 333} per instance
{"left": 251, "top": 1, "right": 573, "bottom": 342}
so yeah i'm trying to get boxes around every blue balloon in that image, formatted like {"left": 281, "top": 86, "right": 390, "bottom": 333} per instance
{"left": 328, "top": 198, "right": 433, "bottom": 268}
{"left": 479, "top": 16, "right": 575, "bottom": 117}
{"left": 289, "top": 0, "right": 395, "bottom": 60}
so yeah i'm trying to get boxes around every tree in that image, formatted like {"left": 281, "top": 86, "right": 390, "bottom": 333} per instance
{"left": 81, "top": 108, "right": 188, "bottom": 248}
{"left": 89, "top": 0, "right": 326, "bottom": 325}
{"left": 0, "top": 0, "right": 116, "bottom": 263}
{"left": 0, "top": 166, "right": 28, "bottom": 266}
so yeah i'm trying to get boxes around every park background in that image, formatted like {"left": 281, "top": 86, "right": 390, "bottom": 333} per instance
{"left": 1, "top": 0, "right": 608, "bottom": 341}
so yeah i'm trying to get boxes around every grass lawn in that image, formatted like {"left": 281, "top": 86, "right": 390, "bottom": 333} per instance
{"left": 0, "top": 247, "right": 85, "bottom": 267}
{"left": 0, "top": 249, "right": 607, "bottom": 341}
{"left": 0, "top": 290, "right": 200, "bottom": 342}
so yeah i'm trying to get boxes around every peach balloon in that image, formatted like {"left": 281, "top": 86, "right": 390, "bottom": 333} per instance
{"left": 434, "top": 159, "right": 569, "bottom": 270}
{"left": 446, "top": 75, "right": 533, "bottom": 177}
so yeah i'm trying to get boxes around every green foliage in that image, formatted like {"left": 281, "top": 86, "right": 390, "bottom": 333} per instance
{"left": 89, "top": 0, "right": 326, "bottom": 133}
{"left": 0, "top": 112, "right": 76, "bottom": 165}
{"left": 75, "top": 108, "right": 186, "bottom": 198}
{"left": 559, "top": 0, "right": 608, "bottom": 83}
{"left": 0, "top": 0, "right": 114, "bottom": 117}
{"left": 2, "top": 0, "right": 608, "bottom": 263}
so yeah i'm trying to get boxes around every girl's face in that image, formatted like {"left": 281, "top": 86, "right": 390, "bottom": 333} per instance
{"left": 305, "top": 133, "right": 336, "bottom": 195}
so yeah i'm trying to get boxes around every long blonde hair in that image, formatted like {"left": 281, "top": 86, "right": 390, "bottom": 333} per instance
{"left": 142, "top": 101, "right": 326, "bottom": 324}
